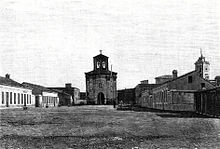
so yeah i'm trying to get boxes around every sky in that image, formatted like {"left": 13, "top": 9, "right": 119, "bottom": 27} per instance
{"left": 0, "top": 0, "right": 220, "bottom": 91}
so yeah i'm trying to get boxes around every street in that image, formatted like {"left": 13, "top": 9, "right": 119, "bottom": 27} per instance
{"left": 0, "top": 106, "right": 220, "bottom": 149}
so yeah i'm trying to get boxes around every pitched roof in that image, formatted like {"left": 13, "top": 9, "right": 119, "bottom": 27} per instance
{"left": 22, "top": 82, "right": 54, "bottom": 93}
{"left": 48, "top": 87, "right": 80, "bottom": 91}
{"left": 93, "top": 54, "right": 108, "bottom": 59}
{"left": 157, "top": 70, "right": 196, "bottom": 86}
{"left": 51, "top": 89, "right": 72, "bottom": 96}
{"left": 85, "top": 70, "right": 117, "bottom": 75}
{"left": 0, "top": 76, "right": 27, "bottom": 89}
{"left": 155, "top": 70, "right": 215, "bottom": 87}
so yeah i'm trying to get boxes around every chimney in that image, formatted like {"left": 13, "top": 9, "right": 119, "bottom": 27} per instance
{"left": 65, "top": 83, "right": 72, "bottom": 88}
{"left": 5, "top": 74, "right": 10, "bottom": 79}
{"left": 172, "top": 70, "right": 178, "bottom": 79}
{"left": 141, "top": 80, "right": 149, "bottom": 84}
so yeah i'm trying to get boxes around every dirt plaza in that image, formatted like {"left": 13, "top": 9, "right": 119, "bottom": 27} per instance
{"left": 0, "top": 106, "right": 220, "bottom": 149}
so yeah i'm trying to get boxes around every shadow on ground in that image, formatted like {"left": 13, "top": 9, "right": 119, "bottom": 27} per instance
{"left": 118, "top": 106, "right": 218, "bottom": 118}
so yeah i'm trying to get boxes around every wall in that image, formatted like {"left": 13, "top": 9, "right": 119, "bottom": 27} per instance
{"left": 41, "top": 91, "right": 59, "bottom": 107}
{"left": 195, "top": 87, "right": 220, "bottom": 116}
{"left": 152, "top": 89, "right": 195, "bottom": 111}
{"left": 135, "top": 84, "right": 159, "bottom": 106}
{"left": 117, "top": 88, "right": 135, "bottom": 105}
{"left": 86, "top": 74, "right": 117, "bottom": 104}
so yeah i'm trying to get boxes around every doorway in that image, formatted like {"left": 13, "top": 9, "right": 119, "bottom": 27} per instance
{"left": 35, "top": 96, "right": 40, "bottom": 107}
{"left": 97, "top": 92, "right": 105, "bottom": 105}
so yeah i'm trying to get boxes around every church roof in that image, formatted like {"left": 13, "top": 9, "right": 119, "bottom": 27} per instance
{"left": 93, "top": 54, "right": 108, "bottom": 59}
{"left": 85, "top": 69, "right": 117, "bottom": 75}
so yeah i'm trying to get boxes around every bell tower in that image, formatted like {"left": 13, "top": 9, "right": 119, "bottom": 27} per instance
{"left": 85, "top": 51, "right": 117, "bottom": 105}
{"left": 93, "top": 50, "right": 109, "bottom": 71}
{"left": 195, "top": 49, "right": 210, "bottom": 80}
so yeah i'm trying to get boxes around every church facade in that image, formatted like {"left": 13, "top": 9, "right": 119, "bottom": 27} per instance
{"left": 85, "top": 52, "right": 117, "bottom": 104}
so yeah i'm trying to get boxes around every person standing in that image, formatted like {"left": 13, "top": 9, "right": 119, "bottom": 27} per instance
{"left": 113, "top": 99, "right": 116, "bottom": 108}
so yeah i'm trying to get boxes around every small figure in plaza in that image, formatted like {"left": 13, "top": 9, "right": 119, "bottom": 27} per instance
{"left": 113, "top": 99, "right": 116, "bottom": 108}
{"left": 119, "top": 100, "right": 123, "bottom": 108}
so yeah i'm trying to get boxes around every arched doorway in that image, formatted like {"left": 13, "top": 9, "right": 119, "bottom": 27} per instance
{"left": 97, "top": 92, "right": 105, "bottom": 105}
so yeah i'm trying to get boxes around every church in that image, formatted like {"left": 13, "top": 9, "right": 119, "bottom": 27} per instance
{"left": 85, "top": 51, "right": 117, "bottom": 104}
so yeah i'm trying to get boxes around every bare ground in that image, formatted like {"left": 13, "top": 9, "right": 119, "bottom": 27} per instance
{"left": 0, "top": 105, "right": 220, "bottom": 149}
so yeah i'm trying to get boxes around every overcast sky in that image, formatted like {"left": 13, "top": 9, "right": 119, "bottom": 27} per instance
{"left": 0, "top": 0, "right": 220, "bottom": 91}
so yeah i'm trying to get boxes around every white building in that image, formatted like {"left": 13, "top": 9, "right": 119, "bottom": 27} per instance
{"left": 0, "top": 74, "right": 35, "bottom": 108}
{"left": 22, "top": 82, "right": 59, "bottom": 107}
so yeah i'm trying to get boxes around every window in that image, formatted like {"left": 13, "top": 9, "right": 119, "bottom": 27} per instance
{"left": 14, "top": 93, "right": 16, "bottom": 104}
{"left": 2, "top": 92, "right": 4, "bottom": 104}
{"left": 30, "top": 95, "right": 31, "bottom": 104}
{"left": 18, "top": 93, "right": 20, "bottom": 104}
{"left": 201, "top": 83, "right": 205, "bottom": 88}
{"left": 27, "top": 95, "right": 29, "bottom": 104}
{"left": 10, "top": 92, "right": 12, "bottom": 104}
{"left": 6, "top": 92, "right": 9, "bottom": 106}
{"left": 99, "top": 83, "right": 102, "bottom": 88}
{"left": 21, "top": 94, "right": 23, "bottom": 104}
{"left": 188, "top": 76, "right": 192, "bottom": 83}
{"left": 97, "top": 61, "right": 100, "bottom": 68}
{"left": 24, "top": 94, "right": 26, "bottom": 105}
{"left": 102, "top": 61, "right": 106, "bottom": 68}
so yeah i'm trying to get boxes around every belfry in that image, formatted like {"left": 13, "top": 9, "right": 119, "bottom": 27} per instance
{"left": 85, "top": 51, "right": 117, "bottom": 104}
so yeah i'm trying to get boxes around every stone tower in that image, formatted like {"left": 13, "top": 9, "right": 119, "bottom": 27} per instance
{"left": 195, "top": 49, "right": 210, "bottom": 80}
{"left": 85, "top": 51, "right": 117, "bottom": 104}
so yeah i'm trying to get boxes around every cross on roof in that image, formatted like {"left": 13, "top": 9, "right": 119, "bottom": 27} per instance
{"left": 200, "top": 48, "right": 203, "bottom": 57}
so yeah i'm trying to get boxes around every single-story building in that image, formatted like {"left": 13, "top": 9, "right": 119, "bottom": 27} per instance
{"left": 22, "top": 82, "right": 59, "bottom": 107}
{"left": 0, "top": 74, "right": 35, "bottom": 108}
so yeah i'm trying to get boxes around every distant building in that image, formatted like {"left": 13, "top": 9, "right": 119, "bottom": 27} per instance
{"left": 0, "top": 74, "right": 35, "bottom": 108}
{"left": 51, "top": 89, "right": 72, "bottom": 106}
{"left": 23, "top": 82, "right": 59, "bottom": 107}
{"left": 215, "top": 76, "right": 220, "bottom": 86}
{"left": 135, "top": 80, "right": 160, "bottom": 106}
{"left": 210, "top": 76, "right": 220, "bottom": 86}
{"left": 85, "top": 51, "right": 117, "bottom": 104}
{"left": 48, "top": 83, "right": 82, "bottom": 106}
{"left": 155, "top": 75, "right": 173, "bottom": 84}
{"left": 80, "top": 92, "right": 86, "bottom": 100}
{"left": 155, "top": 70, "right": 178, "bottom": 84}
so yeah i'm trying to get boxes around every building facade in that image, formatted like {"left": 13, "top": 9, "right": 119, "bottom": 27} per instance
{"left": 0, "top": 74, "right": 35, "bottom": 108}
{"left": 152, "top": 70, "right": 215, "bottom": 111}
{"left": 48, "top": 83, "right": 82, "bottom": 106}
{"left": 22, "top": 82, "right": 59, "bottom": 107}
{"left": 85, "top": 51, "right": 117, "bottom": 104}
